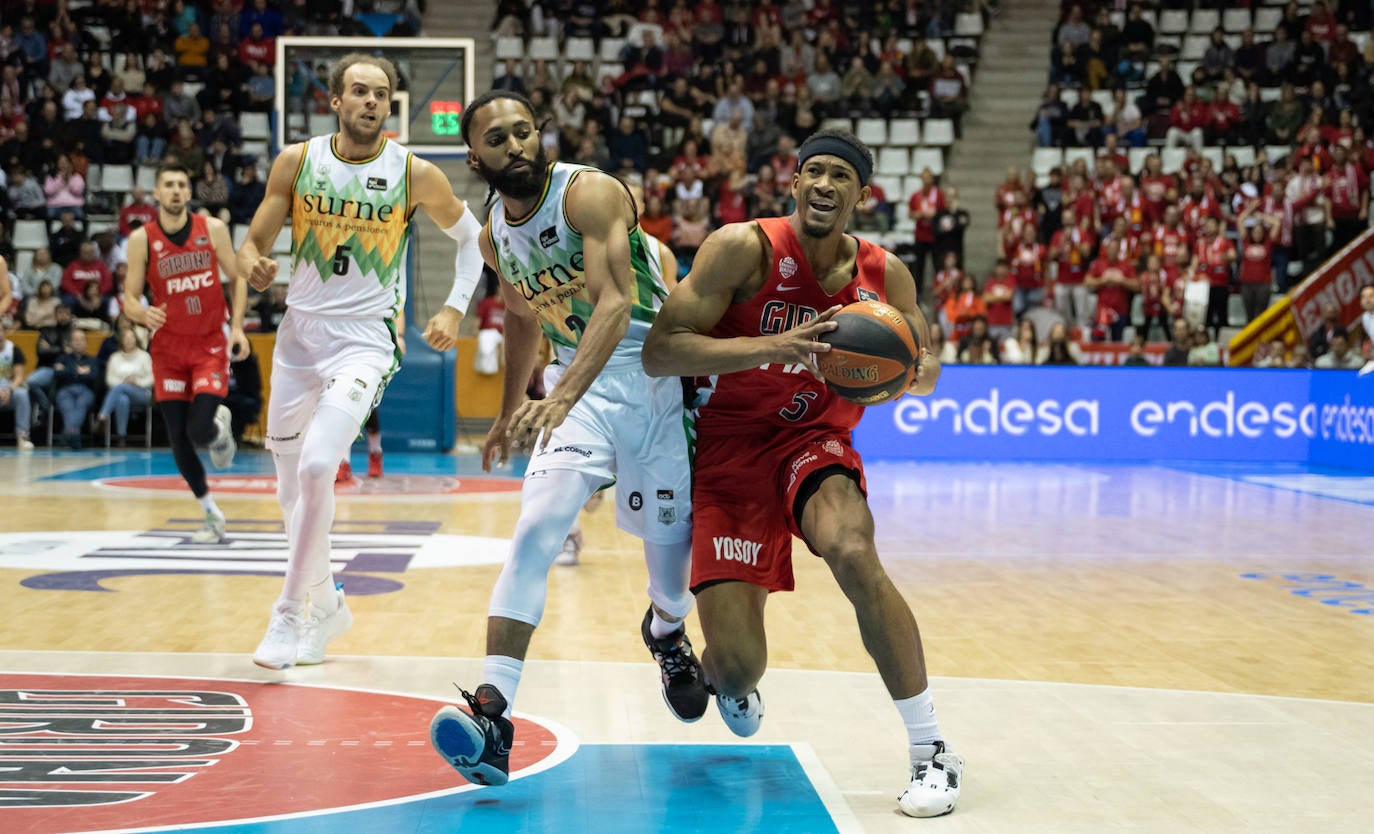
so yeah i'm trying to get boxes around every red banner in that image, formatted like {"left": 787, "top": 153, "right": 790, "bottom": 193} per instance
{"left": 1074, "top": 342, "right": 1170, "bottom": 365}
{"left": 1289, "top": 228, "right": 1374, "bottom": 340}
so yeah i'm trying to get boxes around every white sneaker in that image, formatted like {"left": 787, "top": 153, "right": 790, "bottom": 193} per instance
{"left": 253, "top": 602, "right": 304, "bottom": 670}
{"left": 898, "top": 741, "right": 964, "bottom": 818}
{"left": 190, "top": 512, "right": 226, "bottom": 544}
{"left": 715, "top": 689, "right": 763, "bottom": 737}
{"left": 16, "top": 435, "right": 34, "bottom": 452}
{"left": 297, "top": 587, "right": 354, "bottom": 665}
{"left": 555, "top": 529, "right": 582, "bottom": 566}
{"left": 208, "top": 405, "right": 237, "bottom": 468}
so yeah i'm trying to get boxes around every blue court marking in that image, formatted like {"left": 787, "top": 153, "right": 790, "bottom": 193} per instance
{"left": 38, "top": 450, "right": 531, "bottom": 482}
{"left": 134, "top": 745, "right": 838, "bottom": 834}
{"left": 1160, "top": 460, "right": 1374, "bottom": 507}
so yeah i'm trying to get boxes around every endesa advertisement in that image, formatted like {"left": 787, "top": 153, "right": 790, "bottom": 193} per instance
{"left": 854, "top": 366, "right": 1374, "bottom": 470}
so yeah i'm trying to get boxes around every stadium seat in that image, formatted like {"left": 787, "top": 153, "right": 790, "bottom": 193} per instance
{"left": 308, "top": 113, "right": 336, "bottom": 136}
{"left": 873, "top": 176, "right": 904, "bottom": 201}
{"left": 1090, "top": 89, "right": 1113, "bottom": 111}
{"left": 887, "top": 118, "right": 921, "bottom": 148}
{"left": 1032, "top": 147, "right": 1064, "bottom": 177}
{"left": 1064, "top": 147, "right": 1094, "bottom": 170}
{"left": 13, "top": 249, "right": 33, "bottom": 276}
{"left": 1229, "top": 146, "right": 1256, "bottom": 168}
{"left": 494, "top": 37, "right": 523, "bottom": 61}
{"left": 821, "top": 117, "right": 854, "bottom": 133}
{"left": 135, "top": 166, "right": 157, "bottom": 192}
{"left": 232, "top": 225, "right": 250, "bottom": 249}
{"left": 922, "top": 119, "right": 955, "bottom": 147}
{"left": 911, "top": 148, "right": 944, "bottom": 176}
{"left": 1259, "top": 86, "right": 1282, "bottom": 103}
{"left": 1161, "top": 147, "right": 1188, "bottom": 174}
{"left": 13, "top": 220, "right": 46, "bottom": 250}
{"left": 1177, "top": 60, "right": 1198, "bottom": 80}
{"left": 599, "top": 38, "right": 626, "bottom": 63}
{"left": 928, "top": 39, "right": 946, "bottom": 61}
{"left": 1128, "top": 147, "right": 1151, "bottom": 172}
{"left": 855, "top": 118, "right": 887, "bottom": 147}
{"left": 1158, "top": 10, "right": 1189, "bottom": 35}
{"left": 1200, "top": 146, "right": 1224, "bottom": 170}
{"left": 527, "top": 37, "right": 559, "bottom": 62}
{"left": 100, "top": 165, "right": 133, "bottom": 195}
{"left": 954, "top": 13, "right": 984, "bottom": 37}
{"left": 240, "top": 112, "right": 270, "bottom": 140}
{"left": 1254, "top": 8, "right": 1281, "bottom": 33}
{"left": 1265, "top": 145, "right": 1292, "bottom": 164}
{"left": 876, "top": 147, "right": 911, "bottom": 177}
{"left": 272, "top": 227, "right": 293, "bottom": 255}
{"left": 1181, "top": 35, "right": 1209, "bottom": 61}
{"left": 564, "top": 37, "right": 595, "bottom": 62}
{"left": 1189, "top": 10, "right": 1220, "bottom": 33}
{"left": 1222, "top": 10, "right": 1252, "bottom": 33}
{"left": 84, "top": 164, "right": 102, "bottom": 192}
{"left": 183, "top": 81, "right": 203, "bottom": 99}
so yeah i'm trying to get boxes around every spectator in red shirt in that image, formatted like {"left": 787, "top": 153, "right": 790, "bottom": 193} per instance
{"left": 669, "top": 138, "right": 710, "bottom": 186}
{"left": 1193, "top": 216, "right": 1236, "bottom": 339}
{"left": 995, "top": 166, "right": 1024, "bottom": 217}
{"left": 238, "top": 22, "right": 275, "bottom": 67}
{"left": 1138, "top": 253, "right": 1175, "bottom": 340}
{"left": 1327, "top": 24, "right": 1361, "bottom": 69}
{"left": 1064, "top": 172, "right": 1098, "bottom": 230}
{"left": 1205, "top": 83, "right": 1242, "bottom": 146}
{"left": 1165, "top": 86, "right": 1207, "bottom": 151}
{"left": 1096, "top": 133, "right": 1129, "bottom": 175}
{"left": 982, "top": 258, "right": 1016, "bottom": 343}
{"left": 1049, "top": 207, "right": 1096, "bottom": 329}
{"left": 1009, "top": 224, "right": 1048, "bottom": 314}
{"left": 1086, "top": 238, "right": 1140, "bottom": 342}
{"left": 1236, "top": 209, "right": 1282, "bottom": 323}
{"left": 1326, "top": 143, "right": 1369, "bottom": 250}
{"left": 60, "top": 242, "right": 114, "bottom": 307}
{"left": 117, "top": 185, "right": 158, "bottom": 241}
{"left": 906, "top": 168, "right": 945, "bottom": 293}
{"left": 1293, "top": 125, "right": 1334, "bottom": 173}
{"left": 933, "top": 251, "right": 964, "bottom": 334}
{"left": 998, "top": 189, "right": 1039, "bottom": 256}
{"left": 1305, "top": 0, "right": 1337, "bottom": 43}
{"left": 1178, "top": 174, "right": 1222, "bottom": 235}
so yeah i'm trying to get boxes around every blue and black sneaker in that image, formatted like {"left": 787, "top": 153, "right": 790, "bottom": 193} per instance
{"left": 430, "top": 684, "right": 515, "bottom": 786}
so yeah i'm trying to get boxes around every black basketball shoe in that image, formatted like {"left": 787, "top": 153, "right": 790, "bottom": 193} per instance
{"left": 640, "top": 607, "right": 710, "bottom": 722}
{"left": 429, "top": 684, "right": 515, "bottom": 786}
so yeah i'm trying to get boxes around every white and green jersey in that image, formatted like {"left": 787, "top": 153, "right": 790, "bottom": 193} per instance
{"left": 487, "top": 162, "right": 667, "bottom": 359}
{"left": 287, "top": 135, "right": 413, "bottom": 318}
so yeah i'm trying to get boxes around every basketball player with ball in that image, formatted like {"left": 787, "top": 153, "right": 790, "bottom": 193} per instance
{"left": 643, "top": 129, "right": 963, "bottom": 818}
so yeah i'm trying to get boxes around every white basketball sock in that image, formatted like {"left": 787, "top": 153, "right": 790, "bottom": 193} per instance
{"left": 197, "top": 493, "right": 223, "bottom": 519}
{"left": 483, "top": 655, "right": 524, "bottom": 717}
{"left": 895, "top": 688, "right": 944, "bottom": 757}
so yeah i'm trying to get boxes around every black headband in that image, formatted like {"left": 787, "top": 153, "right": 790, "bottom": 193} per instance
{"left": 797, "top": 135, "right": 872, "bottom": 185}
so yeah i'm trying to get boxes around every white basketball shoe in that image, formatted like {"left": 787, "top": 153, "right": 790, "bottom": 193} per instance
{"left": 252, "top": 602, "right": 304, "bottom": 670}
{"left": 297, "top": 587, "right": 354, "bottom": 665}
{"left": 898, "top": 741, "right": 964, "bottom": 818}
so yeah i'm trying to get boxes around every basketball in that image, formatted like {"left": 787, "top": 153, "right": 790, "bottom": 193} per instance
{"left": 817, "top": 300, "right": 922, "bottom": 405}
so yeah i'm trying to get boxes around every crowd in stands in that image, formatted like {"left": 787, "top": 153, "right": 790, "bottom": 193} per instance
{"left": 976, "top": 0, "right": 1374, "bottom": 368}
{"left": 0, "top": 0, "right": 405, "bottom": 448}
{"left": 486, "top": 0, "right": 988, "bottom": 275}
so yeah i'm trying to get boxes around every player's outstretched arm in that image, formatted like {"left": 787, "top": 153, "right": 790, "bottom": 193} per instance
{"left": 642, "top": 222, "right": 839, "bottom": 378}
{"left": 480, "top": 230, "right": 544, "bottom": 472}
{"left": 238, "top": 143, "right": 304, "bottom": 292}
{"left": 503, "top": 172, "right": 636, "bottom": 450}
{"left": 410, "top": 156, "right": 482, "bottom": 351}
{"left": 882, "top": 251, "right": 940, "bottom": 396}
{"left": 208, "top": 217, "right": 249, "bottom": 360}
{"left": 122, "top": 227, "right": 166, "bottom": 330}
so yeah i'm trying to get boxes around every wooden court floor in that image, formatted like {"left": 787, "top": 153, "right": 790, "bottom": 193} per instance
{"left": 1, "top": 450, "right": 1372, "bottom": 833}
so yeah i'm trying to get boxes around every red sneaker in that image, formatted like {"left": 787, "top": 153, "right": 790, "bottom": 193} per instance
{"left": 336, "top": 460, "right": 353, "bottom": 483}
{"left": 367, "top": 450, "right": 383, "bottom": 478}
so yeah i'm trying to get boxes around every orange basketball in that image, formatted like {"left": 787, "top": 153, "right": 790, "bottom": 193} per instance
{"left": 816, "top": 300, "right": 921, "bottom": 405}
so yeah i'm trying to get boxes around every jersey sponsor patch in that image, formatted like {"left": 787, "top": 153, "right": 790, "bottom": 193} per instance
{"left": 627, "top": 491, "right": 643, "bottom": 511}
{"left": 539, "top": 226, "right": 559, "bottom": 247}
{"left": 858, "top": 287, "right": 879, "bottom": 301}
{"left": 366, "top": 176, "right": 388, "bottom": 190}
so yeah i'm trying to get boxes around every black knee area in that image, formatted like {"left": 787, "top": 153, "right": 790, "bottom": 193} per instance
{"left": 158, "top": 399, "right": 208, "bottom": 498}
{"left": 364, "top": 410, "right": 380, "bottom": 434}
{"left": 186, "top": 395, "right": 221, "bottom": 447}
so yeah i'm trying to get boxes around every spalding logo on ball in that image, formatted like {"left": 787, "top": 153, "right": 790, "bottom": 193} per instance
{"left": 817, "top": 300, "right": 922, "bottom": 405}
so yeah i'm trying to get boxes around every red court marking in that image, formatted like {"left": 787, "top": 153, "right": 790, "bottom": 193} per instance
{"left": 2, "top": 673, "right": 564, "bottom": 834}
{"left": 97, "top": 475, "right": 524, "bottom": 495}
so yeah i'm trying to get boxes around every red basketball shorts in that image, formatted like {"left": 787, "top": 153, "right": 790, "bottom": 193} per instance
{"left": 150, "top": 330, "right": 229, "bottom": 402}
{"left": 690, "top": 427, "right": 867, "bottom": 593}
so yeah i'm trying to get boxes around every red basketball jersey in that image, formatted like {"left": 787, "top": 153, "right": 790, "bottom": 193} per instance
{"left": 145, "top": 213, "right": 226, "bottom": 338}
{"left": 694, "top": 217, "right": 890, "bottom": 435}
